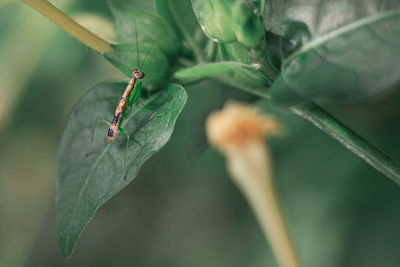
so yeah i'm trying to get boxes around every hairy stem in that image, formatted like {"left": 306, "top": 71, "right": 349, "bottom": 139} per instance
{"left": 22, "top": 0, "right": 113, "bottom": 54}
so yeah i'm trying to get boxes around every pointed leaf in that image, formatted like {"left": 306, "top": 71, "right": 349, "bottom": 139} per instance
{"left": 56, "top": 82, "right": 187, "bottom": 257}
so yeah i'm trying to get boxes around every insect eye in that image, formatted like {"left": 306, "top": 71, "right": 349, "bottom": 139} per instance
{"left": 132, "top": 69, "right": 144, "bottom": 79}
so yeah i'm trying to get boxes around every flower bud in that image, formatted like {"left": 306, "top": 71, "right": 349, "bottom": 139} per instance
{"left": 232, "top": 1, "right": 264, "bottom": 48}
{"left": 192, "top": 0, "right": 264, "bottom": 47}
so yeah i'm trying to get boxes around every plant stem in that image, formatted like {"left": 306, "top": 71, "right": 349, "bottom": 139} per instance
{"left": 290, "top": 102, "right": 400, "bottom": 185}
{"left": 22, "top": 0, "right": 113, "bottom": 54}
{"left": 217, "top": 75, "right": 400, "bottom": 184}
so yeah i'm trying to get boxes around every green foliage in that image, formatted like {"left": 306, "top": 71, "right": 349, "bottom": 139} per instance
{"left": 191, "top": 0, "right": 264, "bottom": 48}
{"left": 231, "top": 1, "right": 264, "bottom": 48}
{"left": 108, "top": 0, "right": 181, "bottom": 58}
{"left": 55, "top": 0, "right": 400, "bottom": 259}
{"left": 291, "top": 102, "right": 400, "bottom": 185}
{"left": 56, "top": 82, "right": 187, "bottom": 257}
{"left": 218, "top": 42, "right": 274, "bottom": 85}
{"left": 104, "top": 43, "right": 170, "bottom": 85}
{"left": 173, "top": 61, "right": 258, "bottom": 79}
{"left": 265, "top": 0, "right": 400, "bottom": 102}
{"left": 154, "top": 0, "right": 200, "bottom": 41}
{"left": 191, "top": 0, "right": 237, "bottom": 42}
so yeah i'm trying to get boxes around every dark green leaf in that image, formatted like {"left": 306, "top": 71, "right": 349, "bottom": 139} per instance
{"left": 154, "top": 0, "right": 198, "bottom": 39}
{"left": 108, "top": 0, "right": 181, "bottom": 58}
{"left": 265, "top": 1, "right": 400, "bottom": 102}
{"left": 104, "top": 43, "right": 170, "bottom": 85}
{"left": 154, "top": 0, "right": 206, "bottom": 61}
{"left": 56, "top": 82, "right": 187, "bottom": 257}
{"left": 173, "top": 61, "right": 258, "bottom": 79}
{"left": 191, "top": 0, "right": 236, "bottom": 43}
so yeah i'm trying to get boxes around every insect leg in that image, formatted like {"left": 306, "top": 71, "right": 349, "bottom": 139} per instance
{"left": 128, "top": 81, "right": 142, "bottom": 107}
{"left": 86, "top": 116, "right": 110, "bottom": 156}
{"left": 118, "top": 126, "right": 131, "bottom": 179}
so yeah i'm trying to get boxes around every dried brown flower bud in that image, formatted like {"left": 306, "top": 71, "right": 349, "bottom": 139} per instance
{"left": 206, "top": 101, "right": 281, "bottom": 151}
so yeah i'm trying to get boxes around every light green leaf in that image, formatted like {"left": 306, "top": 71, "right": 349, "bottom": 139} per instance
{"left": 265, "top": 1, "right": 400, "bottom": 102}
{"left": 56, "top": 82, "right": 187, "bottom": 257}
{"left": 174, "top": 61, "right": 257, "bottom": 79}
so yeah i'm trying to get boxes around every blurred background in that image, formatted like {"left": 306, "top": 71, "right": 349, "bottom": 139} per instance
{"left": 1, "top": 1, "right": 400, "bottom": 267}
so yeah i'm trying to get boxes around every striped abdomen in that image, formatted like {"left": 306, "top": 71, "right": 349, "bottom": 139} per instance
{"left": 107, "top": 77, "right": 137, "bottom": 142}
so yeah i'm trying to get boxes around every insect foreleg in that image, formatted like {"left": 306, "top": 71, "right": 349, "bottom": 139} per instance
{"left": 128, "top": 81, "right": 142, "bottom": 107}
{"left": 118, "top": 126, "right": 131, "bottom": 180}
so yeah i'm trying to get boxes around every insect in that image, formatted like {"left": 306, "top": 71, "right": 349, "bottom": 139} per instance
{"left": 87, "top": 21, "right": 158, "bottom": 179}
{"left": 107, "top": 69, "right": 145, "bottom": 143}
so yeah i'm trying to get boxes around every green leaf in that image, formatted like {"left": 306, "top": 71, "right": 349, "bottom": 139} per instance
{"left": 56, "top": 82, "right": 187, "bottom": 257}
{"left": 265, "top": 1, "right": 400, "bottom": 102}
{"left": 154, "top": 0, "right": 206, "bottom": 61}
{"left": 154, "top": 0, "right": 198, "bottom": 40}
{"left": 108, "top": 0, "right": 181, "bottom": 58}
{"left": 104, "top": 43, "right": 170, "bottom": 85}
{"left": 173, "top": 61, "right": 258, "bottom": 79}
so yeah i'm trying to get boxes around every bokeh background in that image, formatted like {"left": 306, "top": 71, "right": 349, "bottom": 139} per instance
{"left": 1, "top": 1, "right": 400, "bottom": 266}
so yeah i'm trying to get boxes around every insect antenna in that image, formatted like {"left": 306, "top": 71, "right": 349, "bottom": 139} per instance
{"left": 139, "top": 41, "right": 157, "bottom": 71}
{"left": 134, "top": 19, "right": 140, "bottom": 68}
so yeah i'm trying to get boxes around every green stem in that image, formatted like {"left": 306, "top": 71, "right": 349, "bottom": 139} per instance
{"left": 22, "top": 0, "right": 113, "bottom": 54}
{"left": 260, "top": 0, "right": 266, "bottom": 18}
{"left": 290, "top": 102, "right": 400, "bottom": 185}
{"left": 217, "top": 77, "right": 400, "bottom": 184}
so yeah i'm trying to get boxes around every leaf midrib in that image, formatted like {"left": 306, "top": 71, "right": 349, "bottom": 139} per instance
{"left": 282, "top": 8, "right": 400, "bottom": 68}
